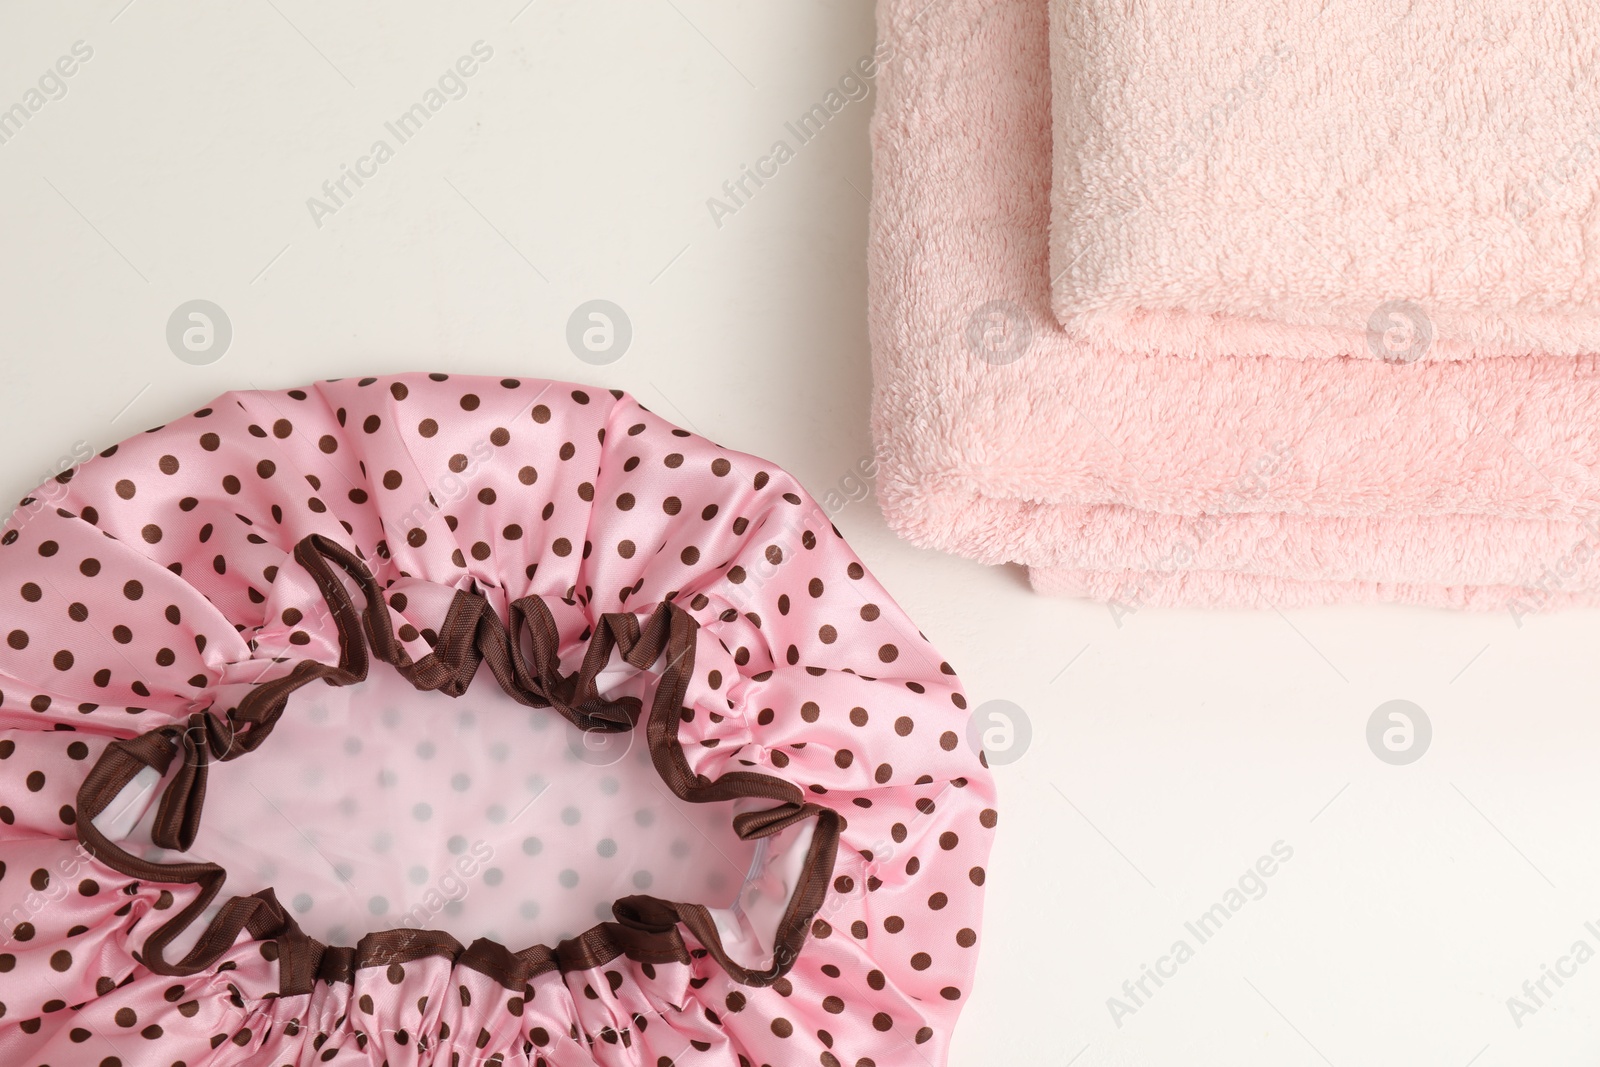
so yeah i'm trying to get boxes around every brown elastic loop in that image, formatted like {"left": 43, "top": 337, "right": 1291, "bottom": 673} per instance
{"left": 732, "top": 801, "right": 821, "bottom": 840}
{"left": 73, "top": 532, "right": 843, "bottom": 992}
{"left": 615, "top": 806, "right": 841, "bottom": 987}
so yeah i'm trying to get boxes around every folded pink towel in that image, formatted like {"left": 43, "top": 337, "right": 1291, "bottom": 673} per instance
{"left": 868, "top": 0, "right": 1600, "bottom": 610}
{"left": 1047, "top": 0, "right": 1600, "bottom": 361}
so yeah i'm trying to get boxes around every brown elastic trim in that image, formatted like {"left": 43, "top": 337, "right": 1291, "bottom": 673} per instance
{"left": 74, "top": 532, "right": 839, "bottom": 994}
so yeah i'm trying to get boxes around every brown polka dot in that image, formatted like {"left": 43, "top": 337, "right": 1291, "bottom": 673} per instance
{"left": 956, "top": 928, "right": 977, "bottom": 947}
{"left": 518, "top": 466, "right": 537, "bottom": 485}
{"left": 809, "top": 577, "right": 825, "bottom": 598}
{"left": 894, "top": 716, "right": 913, "bottom": 736}
{"left": 822, "top": 995, "right": 844, "bottom": 1014}
{"left": 460, "top": 393, "right": 480, "bottom": 411}
{"left": 770, "top": 1018, "right": 793, "bottom": 1038}
{"left": 834, "top": 749, "right": 854, "bottom": 769}
{"left": 711, "top": 458, "right": 731, "bottom": 476}
{"left": 800, "top": 701, "right": 820, "bottom": 722}
{"left": 49, "top": 950, "right": 70, "bottom": 972}
{"left": 363, "top": 414, "right": 381, "bottom": 433}
{"left": 680, "top": 546, "right": 699, "bottom": 566}
{"left": 532, "top": 405, "right": 551, "bottom": 423}
{"left": 849, "top": 707, "right": 869, "bottom": 727}
{"left": 552, "top": 538, "right": 572, "bottom": 557}
{"left": 52, "top": 650, "right": 73, "bottom": 671}
{"left": 884, "top": 915, "right": 905, "bottom": 933}
{"left": 319, "top": 434, "right": 339, "bottom": 452}
{"left": 980, "top": 808, "right": 998, "bottom": 828}
{"left": 969, "top": 866, "right": 986, "bottom": 885}
{"left": 68, "top": 602, "right": 88, "bottom": 622}
{"left": 940, "top": 831, "right": 959, "bottom": 850}
{"left": 663, "top": 496, "right": 681, "bottom": 515}
{"left": 911, "top": 952, "right": 932, "bottom": 970}
{"left": 79, "top": 558, "right": 100, "bottom": 577}
{"left": 872, "top": 1012, "right": 893, "bottom": 1032}
{"left": 617, "top": 540, "right": 636, "bottom": 559}
{"left": 6, "top": 631, "right": 26, "bottom": 650}
{"left": 141, "top": 524, "right": 162, "bottom": 543}
{"left": 158, "top": 454, "right": 179, "bottom": 474}
{"left": 114, "top": 479, "right": 136, "bottom": 499}
{"left": 878, "top": 643, "right": 899, "bottom": 662}
{"left": 383, "top": 470, "right": 403, "bottom": 490}
{"left": 124, "top": 580, "right": 143, "bottom": 600}
{"left": 940, "top": 731, "right": 959, "bottom": 751}
{"left": 114, "top": 1007, "right": 136, "bottom": 1028}
{"left": 819, "top": 624, "right": 837, "bottom": 643}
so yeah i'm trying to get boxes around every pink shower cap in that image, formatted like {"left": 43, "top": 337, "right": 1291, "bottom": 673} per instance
{"left": 0, "top": 374, "right": 994, "bottom": 1067}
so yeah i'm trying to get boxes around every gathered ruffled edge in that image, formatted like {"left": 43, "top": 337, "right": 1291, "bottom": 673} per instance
{"left": 72, "top": 531, "right": 842, "bottom": 998}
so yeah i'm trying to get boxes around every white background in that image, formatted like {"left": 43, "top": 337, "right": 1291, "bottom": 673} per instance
{"left": 3, "top": 3, "right": 1600, "bottom": 1064}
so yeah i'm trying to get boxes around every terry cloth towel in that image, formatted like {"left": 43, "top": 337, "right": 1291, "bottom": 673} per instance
{"left": 1047, "top": 0, "right": 1600, "bottom": 363}
{"left": 867, "top": 0, "right": 1600, "bottom": 611}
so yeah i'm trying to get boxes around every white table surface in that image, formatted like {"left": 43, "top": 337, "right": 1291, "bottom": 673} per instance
{"left": 4, "top": 3, "right": 1599, "bottom": 1064}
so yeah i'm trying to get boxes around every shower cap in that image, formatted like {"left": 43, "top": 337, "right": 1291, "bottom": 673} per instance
{"left": 0, "top": 373, "right": 994, "bottom": 1067}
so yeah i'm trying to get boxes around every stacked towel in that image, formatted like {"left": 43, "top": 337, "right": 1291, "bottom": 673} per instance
{"left": 1049, "top": 1, "right": 1600, "bottom": 363}
{"left": 867, "top": 0, "right": 1600, "bottom": 611}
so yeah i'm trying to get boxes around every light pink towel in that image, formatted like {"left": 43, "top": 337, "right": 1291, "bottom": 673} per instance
{"left": 868, "top": 0, "right": 1600, "bottom": 610}
{"left": 1048, "top": 0, "right": 1600, "bottom": 362}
